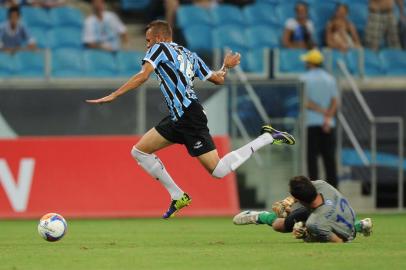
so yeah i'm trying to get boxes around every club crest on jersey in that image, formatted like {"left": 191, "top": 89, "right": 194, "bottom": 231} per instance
{"left": 193, "top": 141, "right": 203, "bottom": 149}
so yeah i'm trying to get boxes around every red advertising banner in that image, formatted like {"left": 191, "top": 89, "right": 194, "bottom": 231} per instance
{"left": 0, "top": 136, "right": 239, "bottom": 218}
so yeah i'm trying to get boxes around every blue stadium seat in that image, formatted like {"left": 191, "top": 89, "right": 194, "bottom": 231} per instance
{"left": 29, "top": 27, "right": 50, "bottom": 48}
{"left": 348, "top": 2, "right": 368, "bottom": 31}
{"left": 313, "top": 2, "right": 337, "bottom": 32}
{"left": 176, "top": 5, "right": 212, "bottom": 28}
{"left": 246, "top": 25, "right": 281, "bottom": 48}
{"left": 211, "top": 4, "right": 245, "bottom": 26}
{"left": 0, "top": 8, "right": 6, "bottom": 22}
{"left": 242, "top": 49, "right": 265, "bottom": 73}
{"left": 49, "top": 27, "right": 83, "bottom": 49}
{"left": 212, "top": 25, "right": 248, "bottom": 52}
{"left": 117, "top": 51, "right": 145, "bottom": 77}
{"left": 0, "top": 52, "right": 15, "bottom": 77}
{"left": 363, "top": 49, "right": 385, "bottom": 76}
{"left": 51, "top": 48, "right": 84, "bottom": 77}
{"left": 380, "top": 49, "right": 406, "bottom": 76}
{"left": 84, "top": 50, "right": 117, "bottom": 77}
{"left": 183, "top": 25, "right": 212, "bottom": 51}
{"left": 276, "top": 3, "right": 316, "bottom": 28}
{"left": 330, "top": 49, "right": 360, "bottom": 75}
{"left": 49, "top": 7, "right": 83, "bottom": 28}
{"left": 21, "top": 7, "right": 51, "bottom": 28}
{"left": 121, "top": 0, "right": 150, "bottom": 10}
{"left": 14, "top": 51, "right": 45, "bottom": 77}
{"left": 278, "top": 49, "right": 307, "bottom": 73}
{"left": 243, "top": 3, "right": 281, "bottom": 27}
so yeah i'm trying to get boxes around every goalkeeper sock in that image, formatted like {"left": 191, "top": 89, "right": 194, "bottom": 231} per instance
{"left": 355, "top": 220, "right": 362, "bottom": 233}
{"left": 258, "top": 211, "right": 277, "bottom": 226}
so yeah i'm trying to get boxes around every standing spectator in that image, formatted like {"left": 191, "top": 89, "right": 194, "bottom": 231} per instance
{"left": 282, "top": 1, "right": 315, "bottom": 49}
{"left": 300, "top": 49, "right": 338, "bottom": 188}
{"left": 83, "top": 0, "right": 128, "bottom": 52}
{"left": 0, "top": 6, "right": 36, "bottom": 53}
{"left": 365, "top": 0, "right": 404, "bottom": 50}
{"left": 326, "top": 4, "right": 361, "bottom": 51}
{"left": 27, "top": 0, "right": 66, "bottom": 8}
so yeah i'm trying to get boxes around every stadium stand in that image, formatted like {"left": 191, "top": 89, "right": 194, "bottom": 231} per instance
{"left": 29, "top": 27, "right": 49, "bottom": 48}
{"left": 243, "top": 3, "right": 281, "bottom": 27}
{"left": 212, "top": 25, "right": 248, "bottom": 52}
{"left": 246, "top": 25, "right": 281, "bottom": 48}
{"left": 121, "top": 0, "right": 150, "bottom": 10}
{"left": 49, "top": 27, "right": 83, "bottom": 49}
{"left": 84, "top": 50, "right": 118, "bottom": 77}
{"left": 380, "top": 49, "right": 406, "bottom": 76}
{"left": 14, "top": 51, "right": 45, "bottom": 78}
{"left": 0, "top": 52, "right": 15, "bottom": 78}
{"left": 117, "top": 50, "right": 144, "bottom": 77}
{"left": 278, "top": 48, "right": 307, "bottom": 74}
{"left": 49, "top": 6, "right": 83, "bottom": 28}
{"left": 0, "top": 7, "right": 5, "bottom": 22}
{"left": 51, "top": 48, "right": 84, "bottom": 78}
{"left": 363, "top": 49, "right": 386, "bottom": 76}
{"left": 182, "top": 24, "right": 212, "bottom": 51}
{"left": 176, "top": 5, "right": 212, "bottom": 28}
{"left": 21, "top": 6, "right": 52, "bottom": 28}
{"left": 211, "top": 4, "right": 245, "bottom": 26}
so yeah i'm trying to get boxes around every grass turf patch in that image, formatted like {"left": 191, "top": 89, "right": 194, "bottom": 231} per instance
{"left": 1, "top": 214, "right": 405, "bottom": 270}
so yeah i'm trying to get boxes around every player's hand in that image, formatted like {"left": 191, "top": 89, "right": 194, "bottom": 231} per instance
{"left": 292, "top": 222, "right": 308, "bottom": 239}
{"left": 86, "top": 93, "right": 117, "bottom": 104}
{"left": 223, "top": 51, "right": 241, "bottom": 69}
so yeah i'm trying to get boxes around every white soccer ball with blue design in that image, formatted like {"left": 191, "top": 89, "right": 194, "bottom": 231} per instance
{"left": 37, "top": 213, "right": 67, "bottom": 242}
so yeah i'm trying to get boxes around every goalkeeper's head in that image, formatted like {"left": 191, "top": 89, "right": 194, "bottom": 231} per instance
{"left": 289, "top": 176, "right": 317, "bottom": 205}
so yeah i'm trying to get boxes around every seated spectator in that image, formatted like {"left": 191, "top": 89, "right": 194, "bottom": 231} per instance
{"left": 282, "top": 1, "right": 315, "bottom": 49}
{"left": 0, "top": 6, "right": 36, "bottom": 53}
{"left": 83, "top": 0, "right": 128, "bottom": 52}
{"left": 0, "top": 0, "right": 24, "bottom": 7}
{"left": 365, "top": 0, "right": 403, "bottom": 50}
{"left": 27, "top": 0, "right": 66, "bottom": 8}
{"left": 325, "top": 4, "right": 361, "bottom": 52}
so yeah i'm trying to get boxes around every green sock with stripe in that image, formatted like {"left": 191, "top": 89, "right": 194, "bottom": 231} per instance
{"left": 258, "top": 211, "right": 277, "bottom": 226}
{"left": 355, "top": 220, "right": 362, "bottom": 233}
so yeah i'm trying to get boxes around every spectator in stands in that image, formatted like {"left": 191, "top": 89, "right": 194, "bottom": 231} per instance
{"left": 365, "top": 0, "right": 404, "bottom": 50}
{"left": 0, "top": 0, "right": 23, "bottom": 7}
{"left": 325, "top": 4, "right": 361, "bottom": 52}
{"left": 282, "top": 1, "right": 315, "bottom": 49}
{"left": 83, "top": 0, "right": 128, "bottom": 52}
{"left": 27, "top": 0, "right": 66, "bottom": 8}
{"left": 0, "top": 6, "right": 36, "bottom": 53}
{"left": 300, "top": 49, "right": 338, "bottom": 188}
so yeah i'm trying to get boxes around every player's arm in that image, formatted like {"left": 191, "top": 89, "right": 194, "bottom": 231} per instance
{"left": 86, "top": 62, "right": 154, "bottom": 104}
{"left": 208, "top": 51, "right": 241, "bottom": 85}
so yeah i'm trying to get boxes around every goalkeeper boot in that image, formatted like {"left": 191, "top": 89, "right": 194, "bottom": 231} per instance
{"left": 162, "top": 193, "right": 192, "bottom": 219}
{"left": 360, "top": 218, "right": 373, "bottom": 237}
{"left": 233, "top": 210, "right": 263, "bottom": 225}
{"left": 261, "top": 125, "right": 296, "bottom": 145}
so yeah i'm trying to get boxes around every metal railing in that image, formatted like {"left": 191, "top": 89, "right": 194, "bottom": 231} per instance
{"left": 337, "top": 60, "right": 404, "bottom": 210}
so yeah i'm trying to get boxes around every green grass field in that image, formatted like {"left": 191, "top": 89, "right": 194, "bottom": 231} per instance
{"left": 1, "top": 214, "right": 406, "bottom": 270}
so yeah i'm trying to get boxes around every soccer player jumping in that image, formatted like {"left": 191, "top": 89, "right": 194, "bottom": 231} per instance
{"left": 86, "top": 20, "right": 295, "bottom": 219}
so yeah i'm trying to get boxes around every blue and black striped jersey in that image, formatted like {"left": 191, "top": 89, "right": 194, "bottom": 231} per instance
{"left": 143, "top": 42, "right": 213, "bottom": 121}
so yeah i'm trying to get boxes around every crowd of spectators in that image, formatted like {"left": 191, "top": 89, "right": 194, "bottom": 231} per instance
{"left": 0, "top": 0, "right": 129, "bottom": 53}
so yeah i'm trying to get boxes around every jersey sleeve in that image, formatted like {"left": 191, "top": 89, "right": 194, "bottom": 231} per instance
{"left": 194, "top": 55, "right": 212, "bottom": 81}
{"left": 143, "top": 43, "right": 169, "bottom": 69}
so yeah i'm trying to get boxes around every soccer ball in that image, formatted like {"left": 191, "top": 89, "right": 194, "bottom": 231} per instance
{"left": 37, "top": 213, "right": 67, "bottom": 242}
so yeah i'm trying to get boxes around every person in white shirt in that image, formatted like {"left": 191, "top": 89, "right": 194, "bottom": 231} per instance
{"left": 282, "top": 1, "right": 315, "bottom": 49}
{"left": 83, "top": 0, "right": 128, "bottom": 52}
